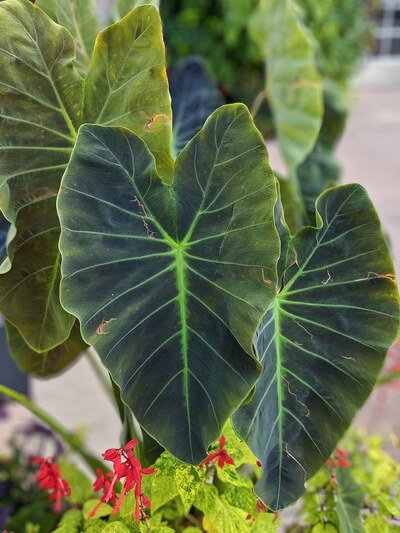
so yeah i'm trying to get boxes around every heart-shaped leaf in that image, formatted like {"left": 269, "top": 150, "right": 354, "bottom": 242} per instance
{"left": 36, "top": 0, "right": 99, "bottom": 76}
{"left": 250, "top": 0, "right": 323, "bottom": 170}
{"left": 57, "top": 104, "right": 280, "bottom": 462}
{"left": 0, "top": 2, "right": 172, "bottom": 355}
{"left": 169, "top": 56, "right": 223, "bottom": 157}
{"left": 233, "top": 184, "right": 399, "bottom": 509}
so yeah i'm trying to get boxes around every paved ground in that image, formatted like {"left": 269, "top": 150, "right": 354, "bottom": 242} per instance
{"left": 1, "top": 61, "right": 399, "bottom": 457}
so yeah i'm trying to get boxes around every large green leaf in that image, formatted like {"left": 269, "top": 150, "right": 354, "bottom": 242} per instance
{"left": 0, "top": 0, "right": 82, "bottom": 350}
{"left": 57, "top": 104, "right": 280, "bottom": 462}
{"left": 6, "top": 319, "right": 87, "bottom": 377}
{"left": 250, "top": 0, "right": 323, "bottom": 170}
{"left": 0, "top": 2, "right": 172, "bottom": 356}
{"left": 83, "top": 4, "right": 173, "bottom": 181}
{"left": 36, "top": 0, "right": 99, "bottom": 76}
{"left": 234, "top": 184, "right": 399, "bottom": 509}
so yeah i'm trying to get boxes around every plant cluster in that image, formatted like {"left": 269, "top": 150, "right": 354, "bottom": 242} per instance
{"left": 0, "top": 0, "right": 398, "bottom": 531}
{"left": 1, "top": 420, "right": 399, "bottom": 532}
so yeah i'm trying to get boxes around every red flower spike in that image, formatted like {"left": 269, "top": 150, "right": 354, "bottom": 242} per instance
{"left": 123, "top": 440, "right": 138, "bottom": 451}
{"left": 336, "top": 447, "right": 349, "bottom": 457}
{"left": 31, "top": 456, "right": 70, "bottom": 512}
{"left": 92, "top": 441, "right": 154, "bottom": 522}
{"left": 200, "top": 434, "right": 235, "bottom": 469}
{"left": 325, "top": 448, "right": 351, "bottom": 470}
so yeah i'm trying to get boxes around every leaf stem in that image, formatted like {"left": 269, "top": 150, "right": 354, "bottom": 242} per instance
{"left": 0, "top": 384, "right": 103, "bottom": 473}
{"left": 251, "top": 89, "right": 267, "bottom": 118}
{"left": 86, "top": 348, "right": 114, "bottom": 399}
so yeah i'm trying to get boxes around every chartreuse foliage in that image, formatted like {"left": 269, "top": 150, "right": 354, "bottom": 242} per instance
{"left": 57, "top": 103, "right": 279, "bottom": 462}
{"left": 250, "top": 0, "right": 323, "bottom": 171}
{"left": 0, "top": 1, "right": 171, "bottom": 364}
{"left": 234, "top": 184, "right": 399, "bottom": 509}
{"left": 303, "top": 430, "right": 400, "bottom": 531}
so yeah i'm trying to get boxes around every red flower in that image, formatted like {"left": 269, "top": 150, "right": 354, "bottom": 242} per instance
{"left": 31, "top": 456, "right": 70, "bottom": 511}
{"left": 91, "top": 440, "right": 154, "bottom": 522}
{"left": 325, "top": 447, "right": 351, "bottom": 487}
{"left": 325, "top": 447, "right": 351, "bottom": 469}
{"left": 200, "top": 435, "right": 235, "bottom": 469}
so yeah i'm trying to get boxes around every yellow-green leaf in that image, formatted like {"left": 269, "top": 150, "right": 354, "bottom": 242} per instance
{"left": 83, "top": 5, "right": 173, "bottom": 181}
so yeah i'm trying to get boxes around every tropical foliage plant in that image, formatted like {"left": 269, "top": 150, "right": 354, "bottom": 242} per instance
{"left": 0, "top": 0, "right": 398, "bottom": 531}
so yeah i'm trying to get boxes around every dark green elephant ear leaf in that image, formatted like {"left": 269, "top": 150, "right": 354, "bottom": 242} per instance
{"left": 6, "top": 320, "right": 87, "bottom": 377}
{"left": 57, "top": 104, "right": 280, "bottom": 463}
{"left": 169, "top": 56, "right": 223, "bottom": 157}
{"left": 233, "top": 184, "right": 399, "bottom": 510}
{"left": 0, "top": 0, "right": 82, "bottom": 351}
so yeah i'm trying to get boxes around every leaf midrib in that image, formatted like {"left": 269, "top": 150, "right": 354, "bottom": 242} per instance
{"left": 274, "top": 301, "right": 284, "bottom": 509}
{"left": 174, "top": 245, "right": 194, "bottom": 461}
{"left": 280, "top": 188, "right": 358, "bottom": 296}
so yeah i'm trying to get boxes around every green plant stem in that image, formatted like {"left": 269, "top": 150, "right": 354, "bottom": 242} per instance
{"left": 109, "top": 378, "right": 147, "bottom": 462}
{"left": 251, "top": 89, "right": 267, "bottom": 118}
{"left": 0, "top": 384, "right": 103, "bottom": 473}
{"left": 86, "top": 348, "right": 114, "bottom": 400}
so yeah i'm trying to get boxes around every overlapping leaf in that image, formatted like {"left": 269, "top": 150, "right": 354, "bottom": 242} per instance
{"left": 83, "top": 5, "right": 173, "bottom": 181}
{"left": 234, "top": 184, "right": 399, "bottom": 509}
{"left": 36, "top": 0, "right": 99, "bottom": 76}
{"left": 0, "top": 1, "right": 172, "bottom": 356}
{"left": 0, "top": 0, "right": 82, "bottom": 350}
{"left": 169, "top": 56, "right": 223, "bottom": 157}
{"left": 57, "top": 104, "right": 280, "bottom": 462}
{"left": 116, "top": 0, "right": 160, "bottom": 21}
{"left": 250, "top": 0, "right": 323, "bottom": 171}
{"left": 295, "top": 83, "right": 348, "bottom": 223}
